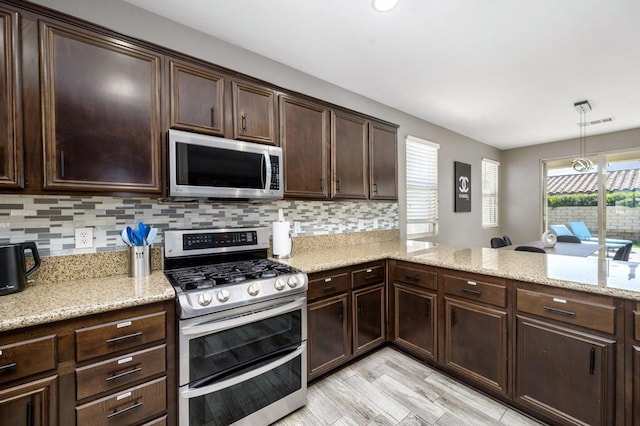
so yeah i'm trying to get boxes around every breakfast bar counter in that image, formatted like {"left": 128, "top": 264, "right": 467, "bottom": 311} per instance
{"left": 276, "top": 239, "right": 640, "bottom": 300}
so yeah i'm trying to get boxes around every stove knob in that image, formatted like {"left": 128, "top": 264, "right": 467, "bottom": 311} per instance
{"left": 247, "top": 283, "right": 261, "bottom": 296}
{"left": 198, "top": 292, "right": 212, "bottom": 306}
{"left": 216, "top": 289, "right": 230, "bottom": 303}
{"left": 287, "top": 276, "right": 299, "bottom": 288}
{"left": 274, "top": 278, "right": 286, "bottom": 291}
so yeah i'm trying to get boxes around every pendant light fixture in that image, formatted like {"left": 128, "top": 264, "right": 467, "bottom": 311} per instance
{"left": 571, "top": 100, "right": 594, "bottom": 173}
{"left": 372, "top": 0, "right": 399, "bottom": 12}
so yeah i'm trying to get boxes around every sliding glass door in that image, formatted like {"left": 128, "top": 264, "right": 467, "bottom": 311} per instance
{"left": 543, "top": 150, "right": 639, "bottom": 259}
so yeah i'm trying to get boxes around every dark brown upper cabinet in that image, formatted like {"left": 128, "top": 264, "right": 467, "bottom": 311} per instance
{"left": 39, "top": 21, "right": 162, "bottom": 193}
{"left": 232, "top": 80, "right": 276, "bottom": 145}
{"left": 331, "top": 111, "right": 368, "bottom": 199}
{"left": 279, "top": 94, "right": 330, "bottom": 199}
{"left": 169, "top": 59, "right": 225, "bottom": 136}
{"left": 0, "top": 7, "right": 22, "bottom": 188}
{"left": 369, "top": 121, "right": 398, "bottom": 200}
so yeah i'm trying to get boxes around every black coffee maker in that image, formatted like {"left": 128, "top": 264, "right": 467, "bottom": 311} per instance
{"left": 0, "top": 242, "right": 41, "bottom": 296}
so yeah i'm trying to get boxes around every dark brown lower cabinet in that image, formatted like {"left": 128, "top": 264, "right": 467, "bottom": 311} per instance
{"left": 391, "top": 282, "right": 436, "bottom": 361}
{"left": 0, "top": 375, "right": 57, "bottom": 426}
{"left": 308, "top": 293, "right": 350, "bottom": 379}
{"left": 516, "top": 315, "right": 616, "bottom": 426}
{"left": 444, "top": 297, "right": 508, "bottom": 395}
{"left": 353, "top": 283, "right": 385, "bottom": 356}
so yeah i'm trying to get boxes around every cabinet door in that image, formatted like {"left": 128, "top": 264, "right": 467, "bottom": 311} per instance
{"left": 308, "top": 293, "right": 350, "bottom": 379}
{"left": 444, "top": 297, "right": 508, "bottom": 395}
{"left": 353, "top": 284, "right": 385, "bottom": 356}
{"left": 169, "top": 59, "right": 224, "bottom": 135}
{"left": 40, "top": 22, "right": 162, "bottom": 192}
{"left": 369, "top": 121, "right": 397, "bottom": 200}
{"left": 0, "top": 375, "right": 57, "bottom": 426}
{"left": 332, "top": 111, "right": 368, "bottom": 199}
{"left": 392, "top": 282, "right": 436, "bottom": 361}
{"left": 279, "top": 95, "right": 330, "bottom": 198}
{"left": 516, "top": 315, "right": 615, "bottom": 426}
{"left": 0, "top": 7, "right": 22, "bottom": 188}
{"left": 232, "top": 80, "right": 276, "bottom": 145}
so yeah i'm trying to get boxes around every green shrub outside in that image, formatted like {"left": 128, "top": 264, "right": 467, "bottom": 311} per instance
{"left": 547, "top": 191, "right": 639, "bottom": 208}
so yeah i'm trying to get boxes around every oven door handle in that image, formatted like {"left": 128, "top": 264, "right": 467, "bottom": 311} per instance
{"left": 180, "top": 342, "right": 305, "bottom": 399}
{"left": 181, "top": 296, "right": 305, "bottom": 337}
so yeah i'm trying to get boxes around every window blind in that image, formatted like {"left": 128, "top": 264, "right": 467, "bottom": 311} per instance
{"left": 482, "top": 158, "right": 500, "bottom": 228}
{"left": 406, "top": 136, "right": 439, "bottom": 238}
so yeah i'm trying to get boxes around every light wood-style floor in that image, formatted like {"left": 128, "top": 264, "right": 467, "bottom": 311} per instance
{"left": 274, "top": 347, "right": 545, "bottom": 426}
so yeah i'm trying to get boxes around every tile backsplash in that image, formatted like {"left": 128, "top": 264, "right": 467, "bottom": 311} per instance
{"left": 0, "top": 195, "right": 398, "bottom": 256}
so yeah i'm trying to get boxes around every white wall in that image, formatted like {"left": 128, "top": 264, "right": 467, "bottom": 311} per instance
{"left": 501, "top": 128, "right": 640, "bottom": 244}
{"left": 29, "top": 0, "right": 502, "bottom": 247}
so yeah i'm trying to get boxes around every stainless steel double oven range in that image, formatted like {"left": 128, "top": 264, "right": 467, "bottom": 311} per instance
{"left": 164, "top": 227, "right": 308, "bottom": 426}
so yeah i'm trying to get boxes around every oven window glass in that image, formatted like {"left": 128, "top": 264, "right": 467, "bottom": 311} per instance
{"left": 189, "top": 310, "right": 301, "bottom": 384}
{"left": 189, "top": 354, "right": 302, "bottom": 426}
{"left": 176, "top": 142, "right": 265, "bottom": 188}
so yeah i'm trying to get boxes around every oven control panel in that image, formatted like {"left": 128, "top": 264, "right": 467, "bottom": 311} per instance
{"left": 183, "top": 230, "right": 257, "bottom": 250}
{"left": 164, "top": 227, "right": 269, "bottom": 258}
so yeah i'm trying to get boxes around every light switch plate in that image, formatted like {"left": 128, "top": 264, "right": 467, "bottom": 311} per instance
{"left": 75, "top": 227, "right": 93, "bottom": 248}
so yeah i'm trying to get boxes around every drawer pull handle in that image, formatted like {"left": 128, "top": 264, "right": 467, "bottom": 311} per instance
{"left": 106, "top": 401, "right": 144, "bottom": 419}
{"left": 543, "top": 306, "right": 576, "bottom": 317}
{"left": 461, "top": 288, "right": 481, "bottom": 296}
{"left": 589, "top": 348, "right": 596, "bottom": 375}
{"left": 405, "top": 274, "right": 420, "bottom": 282}
{"left": 0, "top": 362, "right": 16, "bottom": 372}
{"left": 365, "top": 274, "right": 378, "bottom": 281}
{"left": 323, "top": 285, "right": 337, "bottom": 293}
{"left": 106, "top": 331, "right": 143, "bottom": 344}
{"left": 105, "top": 366, "right": 142, "bottom": 381}
{"left": 27, "top": 401, "right": 33, "bottom": 426}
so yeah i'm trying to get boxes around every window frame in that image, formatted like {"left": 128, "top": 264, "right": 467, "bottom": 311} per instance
{"left": 405, "top": 135, "right": 439, "bottom": 239}
{"left": 482, "top": 157, "right": 500, "bottom": 229}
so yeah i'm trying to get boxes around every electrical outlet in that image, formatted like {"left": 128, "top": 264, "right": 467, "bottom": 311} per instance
{"left": 75, "top": 228, "right": 93, "bottom": 249}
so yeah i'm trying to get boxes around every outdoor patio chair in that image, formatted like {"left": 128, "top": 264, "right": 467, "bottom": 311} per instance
{"left": 613, "top": 243, "right": 633, "bottom": 261}
{"left": 549, "top": 224, "right": 574, "bottom": 236}
{"left": 502, "top": 236, "right": 512, "bottom": 246}
{"left": 567, "top": 221, "right": 633, "bottom": 249}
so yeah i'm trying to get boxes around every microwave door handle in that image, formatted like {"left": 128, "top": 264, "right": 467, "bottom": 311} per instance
{"left": 180, "top": 342, "right": 305, "bottom": 399}
{"left": 262, "top": 152, "right": 272, "bottom": 191}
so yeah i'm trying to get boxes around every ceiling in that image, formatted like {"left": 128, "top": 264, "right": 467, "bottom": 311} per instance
{"left": 122, "top": 0, "right": 640, "bottom": 150}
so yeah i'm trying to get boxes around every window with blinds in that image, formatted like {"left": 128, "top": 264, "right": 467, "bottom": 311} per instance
{"left": 482, "top": 158, "right": 500, "bottom": 228}
{"left": 406, "top": 136, "right": 439, "bottom": 238}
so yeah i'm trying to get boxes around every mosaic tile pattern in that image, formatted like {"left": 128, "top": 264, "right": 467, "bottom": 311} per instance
{"left": 0, "top": 195, "right": 398, "bottom": 257}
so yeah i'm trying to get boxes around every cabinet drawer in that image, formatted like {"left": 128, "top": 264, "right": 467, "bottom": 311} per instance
{"left": 143, "top": 416, "right": 167, "bottom": 426}
{"left": 0, "top": 335, "right": 56, "bottom": 385}
{"left": 308, "top": 272, "right": 350, "bottom": 301}
{"left": 352, "top": 263, "right": 385, "bottom": 289}
{"left": 392, "top": 263, "right": 437, "bottom": 290}
{"left": 76, "top": 344, "right": 166, "bottom": 400}
{"left": 443, "top": 274, "right": 506, "bottom": 307}
{"left": 517, "top": 289, "right": 615, "bottom": 334}
{"left": 76, "top": 376, "right": 166, "bottom": 426}
{"left": 76, "top": 311, "right": 166, "bottom": 362}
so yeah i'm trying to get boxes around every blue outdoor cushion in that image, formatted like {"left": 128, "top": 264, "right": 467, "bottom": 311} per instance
{"left": 549, "top": 224, "right": 573, "bottom": 236}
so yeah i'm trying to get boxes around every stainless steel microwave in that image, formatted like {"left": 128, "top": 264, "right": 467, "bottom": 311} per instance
{"left": 168, "top": 129, "right": 283, "bottom": 199}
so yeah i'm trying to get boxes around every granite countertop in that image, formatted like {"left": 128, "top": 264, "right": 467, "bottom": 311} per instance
{"left": 275, "top": 240, "right": 640, "bottom": 301}
{"left": 0, "top": 271, "right": 175, "bottom": 332}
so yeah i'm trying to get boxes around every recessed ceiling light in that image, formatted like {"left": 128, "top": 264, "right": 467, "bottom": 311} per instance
{"left": 372, "top": 0, "right": 399, "bottom": 12}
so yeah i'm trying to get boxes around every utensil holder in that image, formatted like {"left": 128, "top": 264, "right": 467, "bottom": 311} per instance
{"left": 128, "top": 245, "right": 151, "bottom": 278}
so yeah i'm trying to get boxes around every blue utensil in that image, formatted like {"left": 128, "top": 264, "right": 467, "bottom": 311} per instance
{"left": 120, "top": 228, "right": 132, "bottom": 247}
{"left": 146, "top": 227, "right": 158, "bottom": 245}
{"left": 127, "top": 226, "right": 139, "bottom": 246}
{"left": 138, "top": 222, "right": 146, "bottom": 241}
